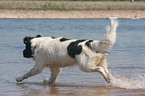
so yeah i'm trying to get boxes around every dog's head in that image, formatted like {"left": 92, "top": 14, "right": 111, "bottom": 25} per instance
{"left": 23, "top": 35, "right": 41, "bottom": 58}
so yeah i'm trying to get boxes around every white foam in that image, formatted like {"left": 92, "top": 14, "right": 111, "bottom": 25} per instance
{"left": 109, "top": 74, "right": 145, "bottom": 89}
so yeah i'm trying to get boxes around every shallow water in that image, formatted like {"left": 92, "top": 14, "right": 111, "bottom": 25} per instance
{"left": 0, "top": 19, "right": 145, "bottom": 96}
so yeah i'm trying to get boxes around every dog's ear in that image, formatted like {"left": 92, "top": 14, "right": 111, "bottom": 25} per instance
{"left": 23, "top": 36, "right": 31, "bottom": 44}
{"left": 23, "top": 35, "right": 41, "bottom": 44}
{"left": 36, "top": 35, "right": 41, "bottom": 37}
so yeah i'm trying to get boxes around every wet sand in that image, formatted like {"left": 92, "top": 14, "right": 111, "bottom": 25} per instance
{"left": 0, "top": 9, "right": 145, "bottom": 19}
{"left": 12, "top": 82, "right": 145, "bottom": 96}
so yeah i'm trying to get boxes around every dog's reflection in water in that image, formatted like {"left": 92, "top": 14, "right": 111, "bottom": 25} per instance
{"left": 16, "top": 82, "right": 110, "bottom": 96}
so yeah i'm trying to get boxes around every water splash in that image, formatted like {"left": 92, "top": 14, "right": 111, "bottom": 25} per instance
{"left": 109, "top": 74, "right": 145, "bottom": 89}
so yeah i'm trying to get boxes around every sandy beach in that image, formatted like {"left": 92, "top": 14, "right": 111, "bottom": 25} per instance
{"left": 0, "top": 9, "right": 145, "bottom": 19}
{"left": 0, "top": 1, "right": 145, "bottom": 19}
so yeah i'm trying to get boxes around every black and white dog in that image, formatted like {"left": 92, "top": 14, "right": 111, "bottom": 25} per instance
{"left": 16, "top": 19, "right": 118, "bottom": 84}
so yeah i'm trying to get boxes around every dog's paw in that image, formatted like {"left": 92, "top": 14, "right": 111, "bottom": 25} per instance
{"left": 16, "top": 77, "right": 23, "bottom": 82}
{"left": 43, "top": 79, "right": 49, "bottom": 83}
{"left": 43, "top": 79, "right": 55, "bottom": 84}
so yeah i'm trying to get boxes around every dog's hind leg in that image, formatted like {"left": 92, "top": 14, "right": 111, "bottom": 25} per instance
{"left": 16, "top": 65, "right": 43, "bottom": 82}
{"left": 48, "top": 68, "right": 60, "bottom": 84}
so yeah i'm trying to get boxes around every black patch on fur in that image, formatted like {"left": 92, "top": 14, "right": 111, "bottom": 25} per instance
{"left": 85, "top": 40, "right": 93, "bottom": 48}
{"left": 23, "top": 35, "right": 41, "bottom": 58}
{"left": 23, "top": 36, "right": 33, "bottom": 58}
{"left": 60, "top": 38, "right": 70, "bottom": 42}
{"left": 36, "top": 35, "right": 41, "bottom": 37}
{"left": 51, "top": 37, "right": 57, "bottom": 39}
{"left": 67, "top": 40, "right": 86, "bottom": 58}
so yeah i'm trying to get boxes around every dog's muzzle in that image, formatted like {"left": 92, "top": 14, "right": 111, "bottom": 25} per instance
{"left": 23, "top": 49, "right": 33, "bottom": 58}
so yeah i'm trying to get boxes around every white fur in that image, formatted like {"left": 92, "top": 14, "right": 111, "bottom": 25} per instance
{"left": 16, "top": 19, "right": 118, "bottom": 84}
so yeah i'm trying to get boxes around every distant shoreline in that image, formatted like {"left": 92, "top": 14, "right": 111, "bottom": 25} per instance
{"left": 0, "top": 1, "right": 145, "bottom": 19}
{"left": 0, "top": 9, "right": 144, "bottom": 19}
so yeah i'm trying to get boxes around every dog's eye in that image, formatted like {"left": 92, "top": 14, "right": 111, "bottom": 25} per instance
{"left": 23, "top": 40, "right": 27, "bottom": 44}
{"left": 24, "top": 40, "right": 27, "bottom": 44}
{"left": 24, "top": 39, "right": 28, "bottom": 44}
{"left": 24, "top": 41, "right": 27, "bottom": 44}
{"left": 23, "top": 37, "right": 31, "bottom": 44}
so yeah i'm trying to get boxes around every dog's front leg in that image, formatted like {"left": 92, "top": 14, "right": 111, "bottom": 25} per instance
{"left": 48, "top": 68, "right": 60, "bottom": 84}
{"left": 94, "top": 66, "right": 110, "bottom": 83}
{"left": 16, "top": 65, "right": 43, "bottom": 82}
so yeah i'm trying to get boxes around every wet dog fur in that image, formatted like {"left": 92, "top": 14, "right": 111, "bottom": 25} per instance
{"left": 16, "top": 19, "right": 118, "bottom": 84}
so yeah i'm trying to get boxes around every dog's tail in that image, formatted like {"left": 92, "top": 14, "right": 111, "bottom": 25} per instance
{"left": 104, "top": 18, "right": 118, "bottom": 46}
{"left": 91, "top": 19, "right": 118, "bottom": 52}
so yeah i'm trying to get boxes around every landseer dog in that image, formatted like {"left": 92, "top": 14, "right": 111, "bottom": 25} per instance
{"left": 16, "top": 19, "right": 118, "bottom": 84}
